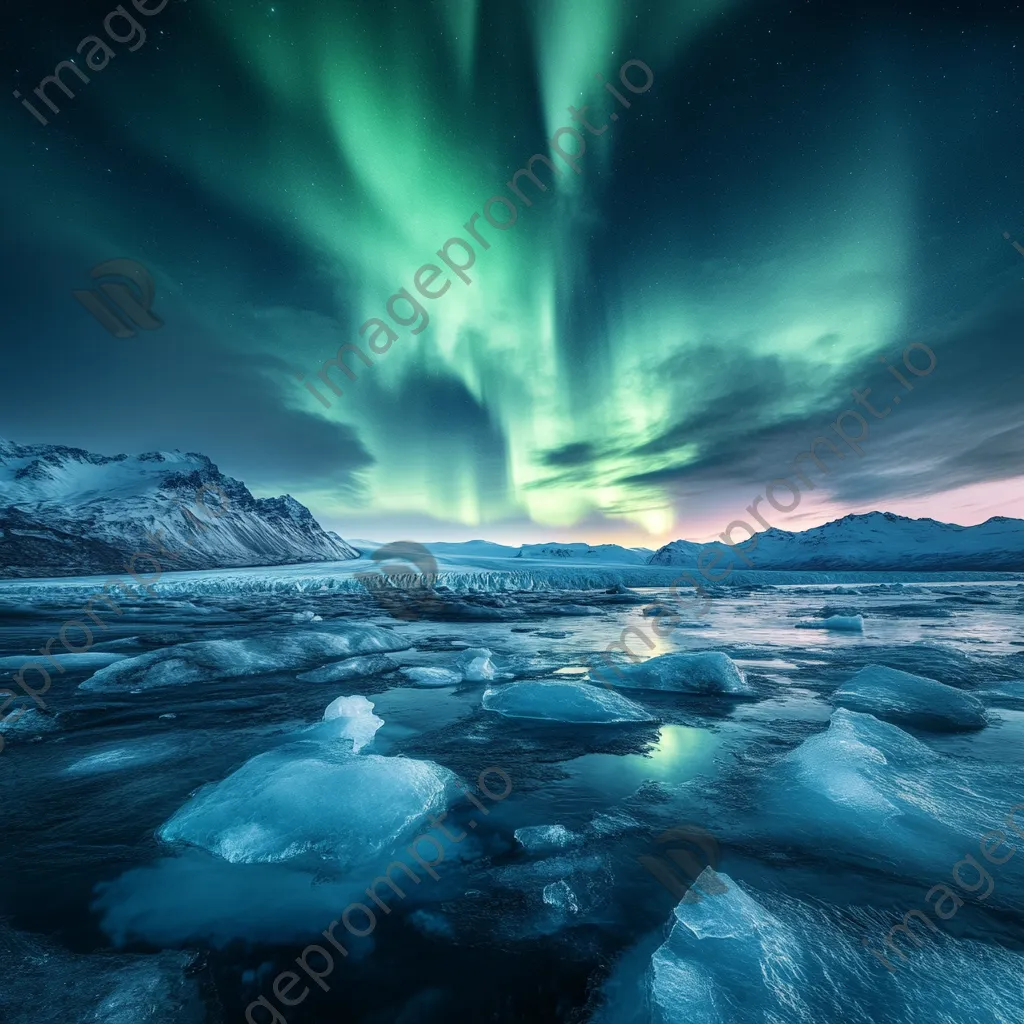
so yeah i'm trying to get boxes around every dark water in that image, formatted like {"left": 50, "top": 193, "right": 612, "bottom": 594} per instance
{"left": 2, "top": 578, "right": 1024, "bottom": 1022}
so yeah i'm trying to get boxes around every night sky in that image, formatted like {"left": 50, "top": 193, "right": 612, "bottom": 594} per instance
{"left": 2, "top": 0, "right": 1023, "bottom": 545}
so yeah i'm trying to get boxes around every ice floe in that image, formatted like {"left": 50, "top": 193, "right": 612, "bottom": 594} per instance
{"left": 795, "top": 614, "right": 864, "bottom": 631}
{"left": 514, "top": 824, "right": 580, "bottom": 853}
{"left": 0, "top": 922, "right": 207, "bottom": 1024}
{"left": 621, "top": 868, "right": 1024, "bottom": 1024}
{"left": 321, "top": 694, "right": 384, "bottom": 752}
{"left": 0, "top": 707, "right": 57, "bottom": 737}
{"left": 482, "top": 680, "right": 655, "bottom": 723}
{"left": 159, "top": 742, "right": 456, "bottom": 869}
{"left": 0, "top": 651, "right": 126, "bottom": 672}
{"left": 602, "top": 651, "right": 752, "bottom": 695}
{"left": 454, "top": 647, "right": 508, "bottom": 682}
{"left": 65, "top": 741, "right": 177, "bottom": 776}
{"left": 401, "top": 666, "right": 463, "bottom": 687}
{"left": 399, "top": 648, "right": 511, "bottom": 687}
{"left": 296, "top": 652, "right": 397, "bottom": 683}
{"left": 744, "top": 709, "right": 1024, "bottom": 906}
{"left": 832, "top": 664, "right": 988, "bottom": 731}
{"left": 79, "top": 627, "right": 409, "bottom": 691}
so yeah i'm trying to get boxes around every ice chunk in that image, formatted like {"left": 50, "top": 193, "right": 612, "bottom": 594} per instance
{"left": 542, "top": 879, "right": 580, "bottom": 914}
{"left": 628, "top": 869, "right": 1024, "bottom": 1024}
{"left": 482, "top": 680, "right": 655, "bottom": 723}
{"left": 401, "top": 666, "right": 463, "bottom": 687}
{"left": 514, "top": 824, "right": 579, "bottom": 853}
{"left": 454, "top": 647, "right": 509, "bottom": 682}
{"left": 159, "top": 742, "right": 456, "bottom": 869}
{"left": 795, "top": 614, "right": 864, "bottom": 631}
{"left": 297, "top": 653, "right": 396, "bottom": 683}
{"left": 66, "top": 742, "right": 175, "bottom": 776}
{"left": 746, "top": 710, "right": 1024, "bottom": 906}
{"left": 322, "top": 694, "right": 384, "bottom": 753}
{"left": 80, "top": 627, "right": 408, "bottom": 691}
{"left": 648, "top": 868, "right": 792, "bottom": 1023}
{"left": 0, "top": 922, "right": 206, "bottom": 1024}
{"left": 0, "top": 707, "right": 57, "bottom": 737}
{"left": 0, "top": 651, "right": 126, "bottom": 672}
{"left": 603, "top": 652, "right": 751, "bottom": 695}
{"left": 815, "top": 604, "right": 861, "bottom": 618}
{"left": 978, "top": 678, "right": 1024, "bottom": 700}
{"left": 483, "top": 852, "right": 615, "bottom": 940}
{"left": 833, "top": 664, "right": 987, "bottom": 731}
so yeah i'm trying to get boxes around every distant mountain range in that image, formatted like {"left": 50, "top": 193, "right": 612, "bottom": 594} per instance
{"left": 0, "top": 440, "right": 358, "bottom": 579}
{"left": 516, "top": 543, "right": 653, "bottom": 564}
{"left": 420, "top": 541, "right": 654, "bottom": 563}
{"left": 418, "top": 514, "right": 1024, "bottom": 572}
{"left": 649, "top": 512, "right": 1024, "bottom": 571}
{"left": 2, "top": 440, "right": 1020, "bottom": 579}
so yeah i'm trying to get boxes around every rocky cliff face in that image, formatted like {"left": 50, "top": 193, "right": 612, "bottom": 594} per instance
{"left": 0, "top": 440, "right": 358, "bottom": 579}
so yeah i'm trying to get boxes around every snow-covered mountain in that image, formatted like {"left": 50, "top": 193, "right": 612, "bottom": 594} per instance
{"left": 516, "top": 543, "right": 651, "bottom": 564}
{"left": 426, "top": 540, "right": 522, "bottom": 559}
{"left": 0, "top": 440, "right": 358, "bottom": 579}
{"left": 649, "top": 512, "right": 1024, "bottom": 571}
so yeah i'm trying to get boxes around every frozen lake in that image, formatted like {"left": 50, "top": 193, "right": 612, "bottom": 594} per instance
{"left": 2, "top": 567, "right": 1023, "bottom": 1023}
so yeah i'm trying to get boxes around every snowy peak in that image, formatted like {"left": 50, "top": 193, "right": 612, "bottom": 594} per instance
{"left": 517, "top": 543, "right": 650, "bottom": 564}
{"left": 0, "top": 439, "right": 358, "bottom": 579}
{"left": 649, "top": 512, "right": 1024, "bottom": 571}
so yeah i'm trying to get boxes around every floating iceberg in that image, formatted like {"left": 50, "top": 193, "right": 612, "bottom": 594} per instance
{"left": 297, "top": 653, "right": 397, "bottom": 683}
{"left": 795, "top": 614, "right": 864, "bottom": 631}
{"left": 321, "top": 694, "right": 384, "bottom": 752}
{"left": 80, "top": 628, "right": 408, "bottom": 691}
{"left": 0, "top": 922, "right": 207, "bottom": 1024}
{"left": 159, "top": 742, "right": 456, "bottom": 869}
{"left": 454, "top": 647, "right": 509, "bottom": 682}
{"left": 482, "top": 680, "right": 655, "bottom": 723}
{"left": 542, "top": 879, "right": 580, "bottom": 914}
{"left": 833, "top": 664, "right": 987, "bottom": 731}
{"left": 747, "top": 710, "right": 1024, "bottom": 906}
{"left": 632, "top": 868, "right": 1024, "bottom": 1024}
{"left": 65, "top": 742, "right": 176, "bottom": 776}
{"left": 0, "top": 707, "right": 57, "bottom": 737}
{"left": 514, "top": 824, "right": 579, "bottom": 853}
{"left": 401, "top": 666, "right": 463, "bottom": 687}
{"left": 0, "top": 651, "right": 126, "bottom": 672}
{"left": 601, "top": 652, "right": 751, "bottom": 695}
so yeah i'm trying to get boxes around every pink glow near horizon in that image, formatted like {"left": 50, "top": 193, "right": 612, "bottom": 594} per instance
{"left": 329, "top": 474, "right": 1023, "bottom": 550}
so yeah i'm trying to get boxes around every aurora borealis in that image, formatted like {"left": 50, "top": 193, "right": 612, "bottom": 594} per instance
{"left": 3, "top": 0, "right": 1023, "bottom": 545}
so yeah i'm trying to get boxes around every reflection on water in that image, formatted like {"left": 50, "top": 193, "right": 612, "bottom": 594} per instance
{"left": 553, "top": 725, "right": 720, "bottom": 807}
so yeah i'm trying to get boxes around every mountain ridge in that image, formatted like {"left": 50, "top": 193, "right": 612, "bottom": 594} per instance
{"left": 648, "top": 510, "right": 1024, "bottom": 571}
{"left": 0, "top": 439, "right": 358, "bottom": 579}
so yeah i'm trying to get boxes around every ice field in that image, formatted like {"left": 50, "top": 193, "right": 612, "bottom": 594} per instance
{"left": 2, "top": 558, "right": 1024, "bottom": 1023}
